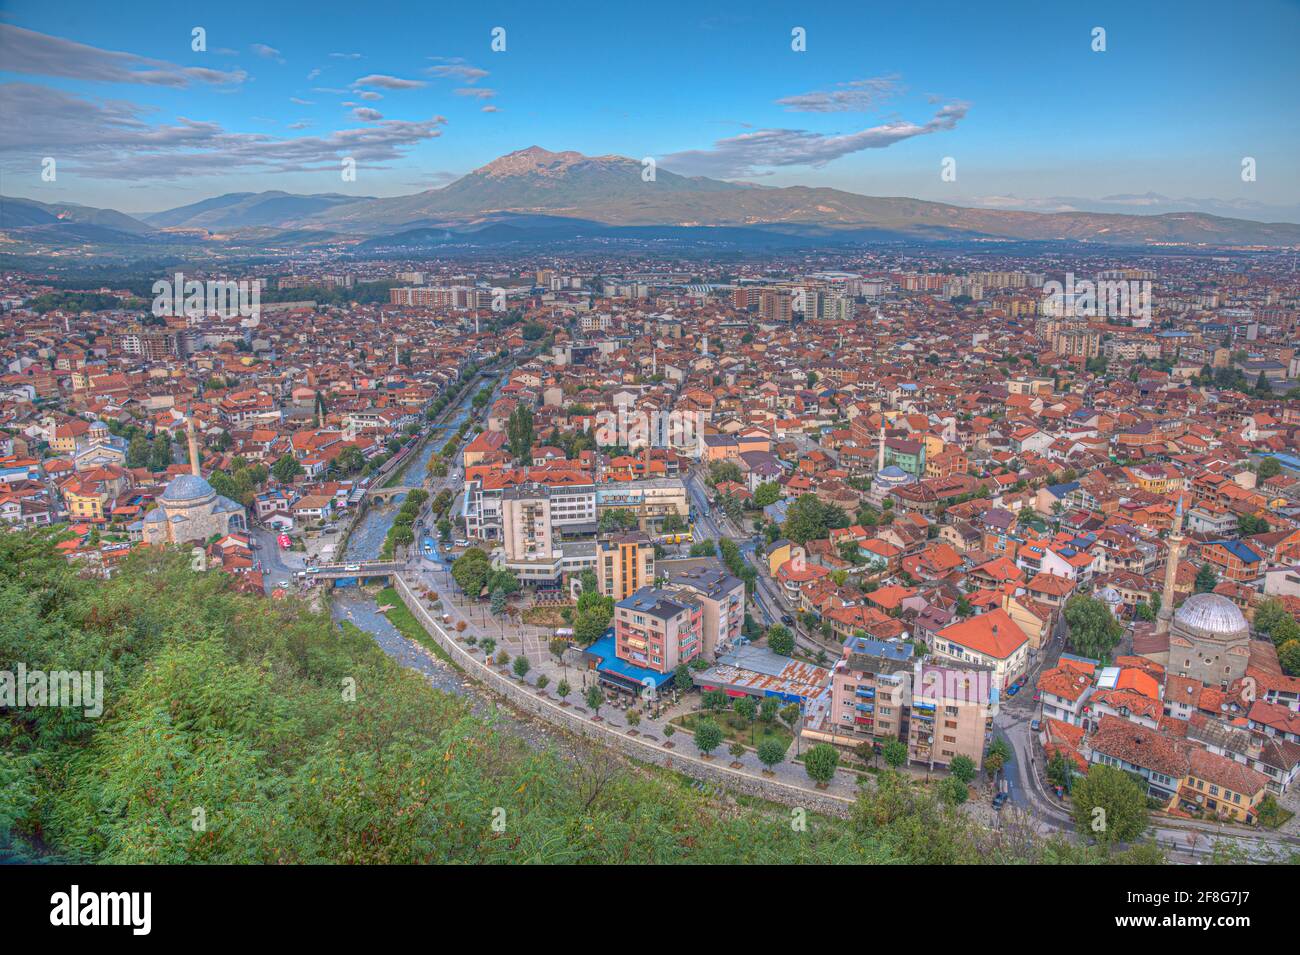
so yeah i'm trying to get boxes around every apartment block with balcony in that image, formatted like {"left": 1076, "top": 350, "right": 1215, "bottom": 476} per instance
{"left": 614, "top": 587, "right": 704, "bottom": 674}
{"left": 909, "top": 662, "right": 996, "bottom": 771}
{"left": 597, "top": 532, "right": 655, "bottom": 601}
{"left": 829, "top": 637, "right": 914, "bottom": 747}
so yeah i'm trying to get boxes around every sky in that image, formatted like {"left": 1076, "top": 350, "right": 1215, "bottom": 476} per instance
{"left": 2, "top": 0, "right": 1298, "bottom": 220}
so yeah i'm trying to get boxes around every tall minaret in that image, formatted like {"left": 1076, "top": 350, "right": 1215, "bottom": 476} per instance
{"left": 877, "top": 419, "right": 886, "bottom": 472}
{"left": 1155, "top": 494, "right": 1185, "bottom": 635}
{"left": 186, "top": 415, "right": 201, "bottom": 477}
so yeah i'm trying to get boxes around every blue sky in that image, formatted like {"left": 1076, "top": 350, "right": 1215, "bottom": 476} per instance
{"left": 2, "top": 0, "right": 1298, "bottom": 219}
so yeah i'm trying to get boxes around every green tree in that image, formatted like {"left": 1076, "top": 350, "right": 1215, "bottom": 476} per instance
{"left": 451, "top": 548, "right": 492, "bottom": 597}
{"left": 1071, "top": 764, "right": 1149, "bottom": 845}
{"left": 673, "top": 663, "right": 693, "bottom": 694}
{"left": 804, "top": 743, "right": 840, "bottom": 785}
{"left": 693, "top": 718, "right": 723, "bottom": 757}
{"left": 756, "top": 738, "right": 785, "bottom": 771}
{"left": 949, "top": 754, "right": 976, "bottom": 784}
{"left": 881, "top": 739, "right": 908, "bottom": 769}
{"left": 767, "top": 624, "right": 795, "bottom": 657}
{"left": 584, "top": 684, "right": 604, "bottom": 715}
{"left": 1194, "top": 563, "right": 1218, "bottom": 594}
{"left": 126, "top": 433, "right": 151, "bottom": 469}
{"left": 506, "top": 405, "right": 535, "bottom": 464}
{"left": 271, "top": 454, "right": 303, "bottom": 485}
{"left": 782, "top": 494, "right": 848, "bottom": 544}
{"left": 512, "top": 655, "right": 531, "bottom": 680}
{"left": 1063, "top": 594, "right": 1124, "bottom": 661}
{"left": 556, "top": 678, "right": 571, "bottom": 701}
{"left": 938, "top": 776, "right": 969, "bottom": 806}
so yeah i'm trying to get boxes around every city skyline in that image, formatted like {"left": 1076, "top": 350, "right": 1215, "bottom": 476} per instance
{"left": 2, "top": 0, "right": 1298, "bottom": 220}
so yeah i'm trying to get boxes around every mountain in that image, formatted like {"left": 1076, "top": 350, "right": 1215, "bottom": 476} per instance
{"left": 143, "top": 190, "right": 373, "bottom": 230}
{"left": 7, "top": 147, "right": 1300, "bottom": 250}
{"left": 295, "top": 147, "right": 1300, "bottom": 246}
{"left": 0, "top": 196, "right": 154, "bottom": 235}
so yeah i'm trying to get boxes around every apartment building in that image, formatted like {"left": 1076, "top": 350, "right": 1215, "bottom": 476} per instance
{"left": 660, "top": 559, "right": 745, "bottom": 658}
{"left": 464, "top": 471, "right": 596, "bottom": 540}
{"left": 829, "top": 637, "right": 914, "bottom": 746}
{"left": 910, "top": 662, "right": 995, "bottom": 771}
{"left": 614, "top": 587, "right": 704, "bottom": 674}
{"left": 594, "top": 477, "right": 688, "bottom": 532}
{"left": 596, "top": 532, "right": 655, "bottom": 601}
{"left": 932, "top": 608, "right": 1030, "bottom": 691}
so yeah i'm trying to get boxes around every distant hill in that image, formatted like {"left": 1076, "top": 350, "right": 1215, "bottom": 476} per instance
{"left": 9, "top": 147, "right": 1300, "bottom": 250}
{"left": 142, "top": 190, "right": 373, "bottom": 230}
{"left": 0, "top": 196, "right": 154, "bottom": 235}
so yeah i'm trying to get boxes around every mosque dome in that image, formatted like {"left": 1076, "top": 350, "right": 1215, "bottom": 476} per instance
{"left": 1173, "top": 592, "right": 1248, "bottom": 639}
{"left": 160, "top": 473, "right": 216, "bottom": 505}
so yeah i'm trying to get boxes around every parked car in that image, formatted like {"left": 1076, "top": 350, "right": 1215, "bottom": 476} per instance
{"left": 1006, "top": 683, "right": 1020, "bottom": 696}
{"left": 344, "top": 563, "right": 360, "bottom": 572}
{"left": 780, "top": 614, "right": 795, "bottom": 626}
{"left": 992, "top": 792, "right": 1009, "bottom": 811}
{"left": 1030, "top": 718, "right": 1041, "bottom": 732}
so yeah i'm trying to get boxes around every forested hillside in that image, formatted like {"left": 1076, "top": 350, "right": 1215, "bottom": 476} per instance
{"left": 0, "top": 529, "right": 1160, "bottom": 864}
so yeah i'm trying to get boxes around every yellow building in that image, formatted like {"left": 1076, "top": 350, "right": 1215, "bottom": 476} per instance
{"left": 597, "top": 533, "right": 655, "bottom": 601}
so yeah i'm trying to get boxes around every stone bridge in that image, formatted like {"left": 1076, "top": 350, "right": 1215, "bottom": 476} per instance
{"left": 365, "top": 485, "right": 421, "bottom": 506}
{"left": 310, "top": 560, "right": 405, "bottom": 583}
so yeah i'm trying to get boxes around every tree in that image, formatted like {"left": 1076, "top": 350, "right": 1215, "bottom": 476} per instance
{"left": 702, "top": 689, "right": 729, "bottom": 711}
{"left": 782, "top": 494, "right": 848, "bottom": 545}
{"left": 1046, "top": 751, "right": 1076, "bottom": 792}
{"left": 1071, "top": 764, "right": 1149, "bottom": 844}
{"left": 673, "top": 664, "right": 693, "bottom": 694}
{"left": 693, "top": 718, "right": 723, "bottom": 757}
{"left": 949, "top": 754, "right": 976, "bottom": 784}
{"left": 334, "top": 445, "right": 365, "bottom": 475}
{"left": 1278, "top": 641, "right": 1300, "bottom": 677}
{"left": 598, "top": 508, "right": 638, "bottom": 533}
{"left": 556, "top": 678, "right": 571, "bottom": 702}
{"left": 766, "top": 623, "right": 794, "bottom": 657}
{"left": 756, "top": 738, "right": 785, "bottom": 772}
{"left": 938, "top": 776, "right": 969, "bottom": 806}
{"left": 1063, "top": 594, "right": 1124, "bottom": 661}
{"left": 984, "top": 738, "right": 1012, "bottom": 778}
{"left": 584, "top": 685, "right": 604, "bottom": 716}
{"left": 728, "top": 742, "right": 746, "bottom": 759}
{"left": 1237, "top": 513, "right": 1270, "bottom": 536}
{"left": 752, "top": 482, "right": 781, "bottom": 508}
{"left": 804, "top": 743, "right": 839, "bottom": 785}
{"left": 271, "top": 454, "right": 303, "bottom": 485}
{"left": 707, "top": 460, "right": 742, "bottom": 486}
{"left": 512, "top": 655, "right": 531, "bottom": 679}
{"left": 759, "top": 697, "right": 780, "bottom": 724}
{"left": 1194, "top": 563, "right": 1218, "bottom": 594}
{"left": 148, "top": 432, "right": 173, "bottom": 472}
{"left": 1257, "top": 457, "right": 1282, "bottom": 480}
{"left": 126, "top": 433, "right": 151, "bottom": 469}
{"left": 881, "top": 739, "right": 908, "bottom": 769}
{"left": 451, "top": 548, "right": 492, "bottom": 597}
{"left": 506, "top": 405, "right": 535, "bottom": 463}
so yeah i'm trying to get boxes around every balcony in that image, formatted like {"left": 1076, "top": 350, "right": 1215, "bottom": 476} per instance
{"left": 855, "top": 688, "right": 875, "bottom": 700}
{"left": 855, "top": 702, "right": 875, "bottom": 714}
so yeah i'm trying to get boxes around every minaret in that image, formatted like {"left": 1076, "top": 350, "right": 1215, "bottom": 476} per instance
{"left": 877, "top": 419, "right": 886, "bottom": 472}
{"left": 186, "top": 415, "right": 201, "bottom": 477}
{"left": 1155, "top": 494, "right": 1185, "bottom": 635}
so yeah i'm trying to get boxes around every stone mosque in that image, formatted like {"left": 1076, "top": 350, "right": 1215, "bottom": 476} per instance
{"left": 1156, "top": 497, "right": 1252, "bottom": 688}
{"left": 137, "top": 418, "right": 247, "bottom": 547}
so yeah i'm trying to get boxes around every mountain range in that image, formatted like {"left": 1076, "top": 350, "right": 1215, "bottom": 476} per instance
{"left": 4, "top": 147, "right": 1300, "bottom": 252}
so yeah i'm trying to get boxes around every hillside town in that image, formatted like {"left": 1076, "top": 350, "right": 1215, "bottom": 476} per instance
{"left": 4, "top": 250, "right": 1300, "bottom": 856}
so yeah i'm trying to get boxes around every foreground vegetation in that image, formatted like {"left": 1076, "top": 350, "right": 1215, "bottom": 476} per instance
{"left": 2, "top": 529, "right": 1168, "bottom": 864}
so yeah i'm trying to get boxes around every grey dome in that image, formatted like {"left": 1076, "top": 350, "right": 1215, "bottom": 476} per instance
{"left": 160, "top": 473, "right": 216, "bottom": 504}
{"left": 1174, "top": 592, "right": 1247, "bottom": 637}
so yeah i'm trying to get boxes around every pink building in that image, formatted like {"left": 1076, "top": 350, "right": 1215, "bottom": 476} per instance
{"left": 614, "top": 588, "right": 704, "bottom": 674}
